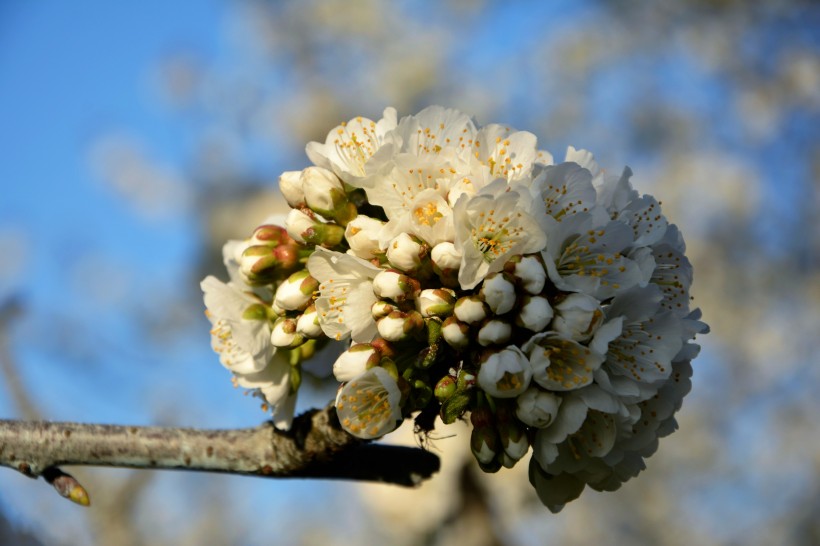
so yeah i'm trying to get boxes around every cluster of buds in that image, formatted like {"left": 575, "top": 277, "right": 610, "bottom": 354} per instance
{"left": 203, "top": 106, "right": 708, "bottom": 512}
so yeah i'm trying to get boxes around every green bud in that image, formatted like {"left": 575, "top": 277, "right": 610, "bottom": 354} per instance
{"left": 434, "top": 375, "right": 457, "bottom": 401}
{"left": 241, "top": 303, "right": 269, "bottom": 321}
{"left": 440, "top": 391, "right": 472, "bottom": 424}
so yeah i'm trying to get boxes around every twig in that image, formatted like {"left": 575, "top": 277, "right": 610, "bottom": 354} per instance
{"left": 0, "top": 407, "right": 440, "bottom": 505}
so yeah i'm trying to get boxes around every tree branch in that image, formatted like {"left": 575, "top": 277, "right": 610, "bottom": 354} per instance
{"left": 0, "top": 407, "right": 440, "bottom": 504}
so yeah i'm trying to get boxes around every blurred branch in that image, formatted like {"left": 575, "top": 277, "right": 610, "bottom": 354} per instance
{"left": 0, "top": 298, "right": 40, "bottom": 420}
{"left": 0, "top": 407, "right": 440, "bottom": 505}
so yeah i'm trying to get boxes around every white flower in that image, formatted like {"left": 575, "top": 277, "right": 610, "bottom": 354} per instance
{"left": 386, "top": 232, "right": 425, "bottom": 272}
{"left": 516, "top": 387, "right": 562, "bottom": 428}
{"left": 533, "top": 161, "right": 600, "bottom": 224}
{"left": 332, "top": 343, "right": 380, "bottom": 382}
{"left": 202, "top": 276, "right": 272, "bottom": 372}
{"left": 306, "top": 107, "right": 398, "bottom": 185}
{"left": 235, "top": 350, "right": 297, "bottom": 430}
{"left": 390, "top": 105, "right": 477, "bottom": 160}
{"left": 477, "top": 346, "right": 532, "bottom": 398}
{"left": 454, "top": 179, "right": 546, "bottom": 289}
{"left": 469, "top": 123, "right": 538, "bottom": 182}
{"left": 552, "top": 293, "right": 605, "bottom": 342}
{"left": 278, "top": 170, "right": 305, "bottom": 208}
{"left": 336, "top": 367, "right": 403, "bottom": 439}
{"left": 307, "top": 248, "right": 380, "bottom": 342}
{"left": 542, "top": 212, "right": 643, "bottom": 300}
{"left": 344, "top": 215, "right": 384, "bottom": 260}
{"left": 525, "top": 332, "right": 606, "bottom": 391}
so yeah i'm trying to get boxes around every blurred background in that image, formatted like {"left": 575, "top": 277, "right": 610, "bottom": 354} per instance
{"left": 1, "top": 0, "right": 819, "bottom": 544}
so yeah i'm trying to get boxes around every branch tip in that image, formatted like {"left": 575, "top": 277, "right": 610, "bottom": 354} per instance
{"left": 43, "top": 467, "right": 91, "bottom": 507}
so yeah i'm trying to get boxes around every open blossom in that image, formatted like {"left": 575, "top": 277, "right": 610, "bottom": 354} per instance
{"left": 308, "top": 248, "right": 380, "bottom": 342}
{"left": 203, "top": 106, "right": 707, "bottom": 512}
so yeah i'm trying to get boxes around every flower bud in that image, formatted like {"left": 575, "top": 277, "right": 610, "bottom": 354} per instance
{"left": 250, "top": 224, "right": 290, "bottom": 247}
{"left": 431, "top": 241, "right": 462, "bottom": 269}
{"left": 345, "top": 215, "right": 385, "bottom": 260}
{"left": 302, "top": 167, "right": 347, "bottom": 215}
{"left": 296, "top": 305, "right": 322, "bottom": 338}
{"left": 495, "top": 404, "right": 530, "bottom": 464}
{"left": 279, "top": 170, "right": 305, "bottom": 208}
{"left": 507, "top": 254, "right": 546, "bottom": 295}
{"left": 470, "top": 405, "right": 499, "bottom": 465}
{"left": 515, "top": 295, "right": 553, "bottom": 332}
{"left": 239, "top": 245, "right": 277, "bottom": 285}
{"left": 477, "top": 319, "right": 512, "bottom": 346}
{"left": 332, "top": 343, "right": 381, "bottom": 382}
{"left": 477, "top": 346, "right": 531, "bottom": 397}
{"left": 377, "top": 310, "right": 424, "bottom": 341}
{"left": 434, "top": 375, "right": 457, "bottom": 401}
{"left": 386, "top": 233, "right": 426, "bottom": 273}
{"left": 372, "top": 269, "right": 420, "bottom": 303}
{"left": 270, "top": 318, "right": 304, "bottom": 348}
{"left": 417, "top": 288, "right": 456, "bottom": 318}
{"left": 441, "top": 316, "right": 470, "bottom": 349}
{"left": 480, "top": 272, "right": 517, "bottom": 315}
{"left": 274, "top": 270, "right": 318, "bottom": 311}
{"left": 516, "top": 387, "right": 562, "bottom": 428}
{"left": 284, "top": 209, "right": 345, "bottom": 247}
{"left": 454, "top": 295, "right": 489, "bottom": 324}
{"left": 431, "top": 242, "right": 461, "bottom": 287}
{"left": 371, "top": 300, "right": 396, "bottom": 320}
{"left": 552, "top": 293, "right": 605, "bottom": 341}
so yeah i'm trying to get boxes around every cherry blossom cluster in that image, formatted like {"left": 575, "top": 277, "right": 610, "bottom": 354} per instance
{"left": 202, "top": 106, "right": 708, "bottom": 511}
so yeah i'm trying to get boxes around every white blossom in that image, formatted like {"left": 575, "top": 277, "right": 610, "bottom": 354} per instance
{"left": 336, "top": 367, "right": 402, "bottom": 439}
{"left": 477, "top": 346, "right": 531, "bottom": 398}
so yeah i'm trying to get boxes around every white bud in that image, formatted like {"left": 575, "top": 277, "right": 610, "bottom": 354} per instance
{"left": 441, "top": 317, "right": 469, "bottom": 349}
{"left": 302, "top": 166, "right": 345, "bottom": 213}
{"left": 477, "top": 346, "right": 531, "bottom": 398}
{"left": 454, "top": 295, "right": 489, "bottom": 324}
{"left": 431, "top": 242, "right": 462, "bottom": 271}
{"left": 270, "top": 318, "right": 303, "bottom": 348}
{"left": 417, "top": 288, "right": 456, "bottom": 318}
{"left": 372, "top": 269, "right": 418, "bottom": 303}
{"left": 480, "top": 273, "right": 517, "bottom": 315}
{"left": 274, "top": 271, "right": 316, "bottom": 311}
{"left": 386, "top": 233, "right": 424, "bottom": 272}
{"left": 279, "top": 170, "right": 305, "bottom": 207}
{"left": 513, "top": 255, "right": 546, "bottom": 294}
{"left": 333, "top": 343, "right": 380, "bottom": 382}
{"left": 377, "top": 311, "right": 423, "bottom": 341}
{"left": 516, "top": 388, "right": 562, "bottom": 428}
{"left": 296, "top": 306, "right": 322, "bottom": 338}
{"left": 371, "top": 300, "right": 396, "bottom": 320}
{"left": 477, "top": 319, "right": 512, "bottom": 346}
{"left": 284, "top": 209, "right": 316, "bottom": 244}
{"left": 516, "top": 295, "right": 553, "bottom": 332}
{"left": 345, "top": 215, "right": 384, "bottom": 259}
{"left": 553, "top": 293, "right": 604, "bottom": 341}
